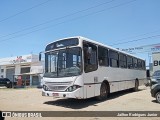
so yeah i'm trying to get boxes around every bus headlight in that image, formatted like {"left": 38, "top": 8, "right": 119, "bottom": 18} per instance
{"left": 43, "top": 85, "right": 51, "bottom": 91}
{"left": 65, "top": 85, "right": 81, "bottom": 92}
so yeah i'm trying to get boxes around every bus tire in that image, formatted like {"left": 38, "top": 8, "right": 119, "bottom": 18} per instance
{"left": 96, "top": 82, "right": 109, "bottom": 101}
{"left": 155, "top": 92, "right": 160, "bottom": 103}
{"left": 133, "top": 80, "right": 139, "bottom": 92}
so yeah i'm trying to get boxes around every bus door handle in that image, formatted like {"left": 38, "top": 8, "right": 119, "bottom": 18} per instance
{"left": 94, "top": 77, "right": 98, "bottom": 83}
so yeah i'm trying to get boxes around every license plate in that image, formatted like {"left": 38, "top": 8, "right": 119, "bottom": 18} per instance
{"left": 53, "top": 93, "right": 59, "bottom": 97}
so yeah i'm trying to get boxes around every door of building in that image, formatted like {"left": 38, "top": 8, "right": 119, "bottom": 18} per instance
{"left": 32, "top": 76, "right": 39, "bottom": 86}
{"left": 6, "top": 68, "right": 15, "bottom": 82}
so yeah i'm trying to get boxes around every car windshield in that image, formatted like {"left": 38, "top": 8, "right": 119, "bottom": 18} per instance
{"left": 153, "top": 70, "right": 160, "bottom": 77}
{"left": 0, "top": 78, "right": 9, "bottom": 81}
{"left": 44, "top": 47, "right": 82, "bottom": 78}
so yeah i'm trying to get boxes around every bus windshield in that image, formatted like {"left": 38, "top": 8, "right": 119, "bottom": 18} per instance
{"left": 44, "top": 47, "right": 82, "bottom": 78}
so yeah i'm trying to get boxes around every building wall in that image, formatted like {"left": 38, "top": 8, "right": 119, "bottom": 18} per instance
{"left": 0, "top": 54, "right": 44, "bottom": 86}
{"left": 152, "top": 52, "right": 160, "bottom": 74}
{"left": 0, "top": 66, "right": 5, "bottom": 78}
{"left": 15, "top": 64, "right": 21, "bottom": 75}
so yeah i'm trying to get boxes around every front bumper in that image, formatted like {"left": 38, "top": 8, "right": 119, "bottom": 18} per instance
{"left": 42, "top": 89, "right": 83, "bottom": 99}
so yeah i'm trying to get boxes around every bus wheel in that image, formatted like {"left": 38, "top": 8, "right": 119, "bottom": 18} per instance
{"left": 96, "top": 82, "right": 108, "bottom": 101}
{"left": 133, "top": 80, "right": 139, "bottom": 92}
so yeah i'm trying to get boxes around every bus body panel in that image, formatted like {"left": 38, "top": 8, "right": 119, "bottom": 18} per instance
{"left": 83, "top": 66, "right": 147, "bottom": 98}
{"left": 96, "top": 67, "right": 147, "bottom": 93}
{"left": 83, "top": 70, "right": 101, "bottom": 98}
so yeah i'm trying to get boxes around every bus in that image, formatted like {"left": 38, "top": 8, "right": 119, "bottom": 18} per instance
{"left": 40, "top": 36, "right": 147, "bottom": 100}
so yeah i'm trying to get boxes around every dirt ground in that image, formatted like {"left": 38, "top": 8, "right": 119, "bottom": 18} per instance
{"left": 0, "top": 86, "right": 160, "bottom": 120}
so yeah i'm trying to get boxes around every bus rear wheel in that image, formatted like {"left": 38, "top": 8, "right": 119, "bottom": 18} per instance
{"left": 133, "top": 80, "right": 139, "bottom": 92}
{"left": 96, "top": 82, "right": 109, "bottom": 101}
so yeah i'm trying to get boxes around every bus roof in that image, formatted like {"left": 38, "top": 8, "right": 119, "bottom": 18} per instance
{"left": 46, "top": 36, "right": 145, "bottom": 60}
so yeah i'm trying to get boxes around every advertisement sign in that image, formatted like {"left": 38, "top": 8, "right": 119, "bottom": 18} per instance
{"left": 120, "top": 43, "right": 160, "bottom": 54}
{"left": 0, "top": 55, "right": 33, "bottom": 65}
{"left": 9, "top": 55, "right": 32, "bottom": 64}
{"left": 152, "top": 52, "right": 160, "bottom": 73}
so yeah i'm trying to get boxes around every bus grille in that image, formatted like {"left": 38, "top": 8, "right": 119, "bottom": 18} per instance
{"left": 45, "top": 82, "right": 72, "bottom": 91}
{"left": 50, "top": 85, "right": 67, "bottom": 91}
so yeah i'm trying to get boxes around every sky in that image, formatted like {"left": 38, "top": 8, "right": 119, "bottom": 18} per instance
{"left": 0, "top": 0, "right": 160, "bottom": 65}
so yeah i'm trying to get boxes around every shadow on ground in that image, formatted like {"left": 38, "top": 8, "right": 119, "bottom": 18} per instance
{"left": 44, "top": 88, "right": 146, "bottom": 109}
{"left": 151, "top": 100, "right": 159, "bottom": 104}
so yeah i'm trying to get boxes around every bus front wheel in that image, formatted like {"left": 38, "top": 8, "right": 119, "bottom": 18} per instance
{"left": 96, "top": 82, "right": 109, "bottom": 101}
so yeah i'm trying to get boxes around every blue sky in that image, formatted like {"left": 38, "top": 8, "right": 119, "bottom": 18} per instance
{"left": 0, "top": 0, "right": 160, "bottom": 65}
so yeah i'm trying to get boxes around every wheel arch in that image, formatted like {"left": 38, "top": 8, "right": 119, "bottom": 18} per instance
{"left": 154, "top": 89, "right": 160, "bottom": 97}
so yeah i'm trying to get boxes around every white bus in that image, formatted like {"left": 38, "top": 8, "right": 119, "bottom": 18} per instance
{"left": 40, "top": 36, "right": 147, "bottom": 100}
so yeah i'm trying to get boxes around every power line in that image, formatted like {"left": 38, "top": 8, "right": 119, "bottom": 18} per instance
{"left": 0, "top": 0, "right": 52, "bottom": 23}
{"left": 0, "top": 0, "right": 137, "bottom": 43}
{"left": 109, "top": 29, "right": 160, "bottom": 45}
{"left": 0, "top": 0, "right": 116, "bottom": 39}
{"left": 111, "top": 34, "right": 160, "bottom": 46}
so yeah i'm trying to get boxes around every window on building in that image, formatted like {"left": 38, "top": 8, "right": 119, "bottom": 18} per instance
{"left": 21, "top": 67, "right": 30, "bottom": 74}
{"left": 109, "top": 50, "right": 119, "bottom": 67}
{"left": 1, "top": 69, "right": 4, "bottom": 73}
{"left": 98, "top": 46, "right": 109, "bottom": 66}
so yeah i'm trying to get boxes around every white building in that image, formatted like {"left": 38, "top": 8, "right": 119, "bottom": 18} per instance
{"left": 0, "top": 54, "right": 44, "bottom": 87}
{"left": 152, "top": 52, "right": 160, "bottom": 74}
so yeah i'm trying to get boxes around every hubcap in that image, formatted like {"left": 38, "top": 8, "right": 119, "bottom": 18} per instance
{"left": 101, "top": 84, "right": 107, "bottom": 97}
{"left": 157, "top": 93, "right": 160, "bottom": 103}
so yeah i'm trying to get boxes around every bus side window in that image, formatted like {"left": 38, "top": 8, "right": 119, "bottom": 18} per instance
{"left": 142, "top": 60, "right": 146, "bottom": 70}
{"left": 119, "top": 53, "right": 127, "bottom": 68}
{"left": 127, "top": 56, "right": 133, "bottom": 69}
{"left": 133, "top": 58, "right": 138, "bottom": 69}
{"left": 83, "top": 42, "right": 98, "bottom": 73}
{"left": 109, "top": 50, "right": 119, "bottom": 67}
{"left": 137, "top": 59, "right": 142, "bottom": 69}
{"left": 98, "top": 46, "right": 109, "bottom": 66}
